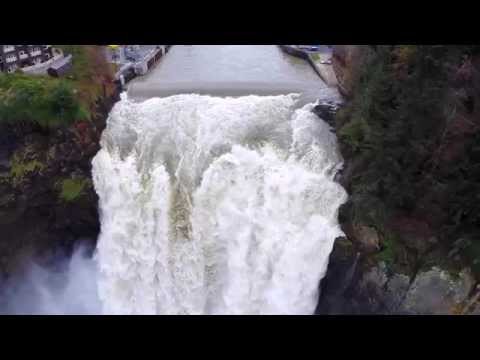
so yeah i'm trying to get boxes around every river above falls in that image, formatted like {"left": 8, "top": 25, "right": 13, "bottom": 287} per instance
{"left": 128, "top": 45, "right": 340, "bottom": 105}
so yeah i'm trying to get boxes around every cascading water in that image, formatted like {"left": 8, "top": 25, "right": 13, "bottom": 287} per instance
{"left": 92, "top": 92, "right": 348, "bottom": 315}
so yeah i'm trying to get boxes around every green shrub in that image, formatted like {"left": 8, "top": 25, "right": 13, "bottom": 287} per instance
{"left": 340, "top": 46, "right": 465, "bottom": 207}
{"left": 0, "top": 73, "right": 86, "bottom": 128}
{"left": 56, "top": 45, "right": 90, "bottom": 81}
{"left": 58, "top": 178, "right": 88, "bottom": 202}
{"left": 55, "top": 45, "right": 115, "bottom": 111}
{"left": 10, "top": 155, "right": 44, "bottom": 185}
{"left": 339, "top": 117, "right": 370, "bottom": 152}
{"left": 375, "top": 231, "right": 399, "bottom": 267}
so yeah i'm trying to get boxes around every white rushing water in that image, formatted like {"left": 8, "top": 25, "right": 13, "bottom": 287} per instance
{"left": 91, "top": 92, "right": 347, "bottom": 315}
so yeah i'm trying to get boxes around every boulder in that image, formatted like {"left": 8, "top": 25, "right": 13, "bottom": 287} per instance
{"left": 312, "top": 101, "right": 342, "bottom": 128}
{"left": 331, "top": 263, "right": 475, "bottom": 314}
{"left": 401, "top": 267, "right": 475, "bottom": 314}
{"left": 384, "top": 273, "right": 411, "bottom": 313}
{"left": 352, "top": 223, "right": 381, "bottom": 253}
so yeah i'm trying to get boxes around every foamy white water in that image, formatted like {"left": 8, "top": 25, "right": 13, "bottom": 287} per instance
{"left": 92, "top": 93, "right": 347, "bottom": 315}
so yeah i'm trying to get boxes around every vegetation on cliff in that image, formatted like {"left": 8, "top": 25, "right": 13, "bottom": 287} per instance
{"left": 336, "top": 45, "right": 480, "bottom": 278}
{"left": 58, "top": 177, "right": 90, "bottom": 202}
{"left": 0, "top": 75, "right": 86, "bottom": 129}
{"left": 0, "top": 46, "right": 117, "bottom": 278}
{"left": 56, "top": 45, "right": 116, "bottom": 116}
{"left": 0, "top": 46, "right": 115, "bottom": 130}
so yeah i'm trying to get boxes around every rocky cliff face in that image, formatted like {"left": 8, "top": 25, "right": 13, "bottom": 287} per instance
{"left": 317, "top": 45, "right": 480, "bottom": 314}
{"left": 332, "top": 45, "right": 364, "bottom": 98}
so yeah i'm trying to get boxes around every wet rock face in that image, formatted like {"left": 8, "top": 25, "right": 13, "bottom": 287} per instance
{"left": 317, "top": 243, "right": 399, "bottom": 314}
{"left": 315, "top": 236, "right": 360, "bottom": 314}
{"left": 331, "top": 45, "right": 365, "bottom": 98}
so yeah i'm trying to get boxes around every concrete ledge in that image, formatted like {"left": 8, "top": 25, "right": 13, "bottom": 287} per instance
{"left": 278, "top": 45, "right": 338, "bottom": 88}
{"left": 129, "top": 81, "right": 308, "bottom": 97}
{"left": 127, "top": 80, "right": 337, "bottom": 106}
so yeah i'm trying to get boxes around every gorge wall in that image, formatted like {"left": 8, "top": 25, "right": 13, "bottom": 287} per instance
{"left": 317, "top": 45, "right": 480, "bottom": 314}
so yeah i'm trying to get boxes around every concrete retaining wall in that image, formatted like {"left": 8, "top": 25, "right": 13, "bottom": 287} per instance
{"left": 278, "top": 45, "right": 309, "bottom": 60}
{"left": 278, "top": 45, "right": 338, "bottom": 88}
{"left": 306, "top": 55, "right": 338, "bottom": 87}
{"left": 115, "top": 46, "right": 173, "bottom": 90}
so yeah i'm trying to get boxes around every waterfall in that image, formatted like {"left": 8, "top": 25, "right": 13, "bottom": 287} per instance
{"left": 91, "top": 92, "right": 348, "bottom": 315}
